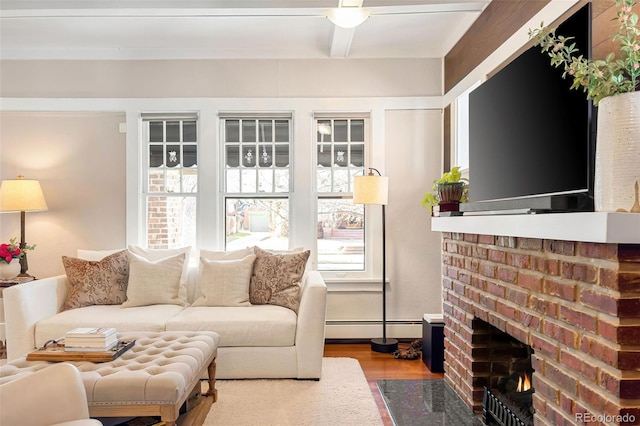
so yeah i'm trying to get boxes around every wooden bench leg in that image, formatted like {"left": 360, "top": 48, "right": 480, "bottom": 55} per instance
{"left": 205, "top": 357, "right": 218, "bottom": 403}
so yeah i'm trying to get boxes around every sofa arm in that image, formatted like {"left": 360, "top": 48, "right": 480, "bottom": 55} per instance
{"left": 3, "top": 275, "right": 68, "bottom": 361}
{"left": 295, "top": 270, "right": 327, "bottom": 379}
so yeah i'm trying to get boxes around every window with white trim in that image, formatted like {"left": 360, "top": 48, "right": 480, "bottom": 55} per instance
{"left": 221, "top": 113, "right": 292, "bottom": 251}
{"left": 142, "top": 114, "right": 198, "bottom": 249}
{"left": 314, "top": 114, "right": 368, "bottom": 271}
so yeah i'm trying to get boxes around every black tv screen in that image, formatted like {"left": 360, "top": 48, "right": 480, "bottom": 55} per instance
{"left": 464, "top": 3, "right": 594, "bottom": 213}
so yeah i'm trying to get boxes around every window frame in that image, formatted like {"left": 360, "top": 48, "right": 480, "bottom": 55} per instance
{"left": 313, "top": 112, "right": 373, "bottom": 279}
{"left": 219, "top": 112, "right": 294, "bottom": 251}
{"left": 140, "top": 112, "right": 199, "bottom": 251}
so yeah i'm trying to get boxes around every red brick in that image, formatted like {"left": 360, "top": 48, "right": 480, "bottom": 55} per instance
{"left": 485, "top": 282, "right": 505, "bottom": 298}
{"left": 580, "top": 289, "right": 618, "bottom": 316}
{"left": 616, "top": 325, "right": 640, "bottom": 345}
{"left": 507, "top": 252, "right": 531, "bottom": 269}
{"left": 531, "top": 334, "right": 559, "bottom": 359}
{"left": 619, "top": 298, "right": 640, "bottom": 318}
{"left": 505, "top": 322, "right": 529, "bottom": 344}
{"left": 517, "top": 312, "right": 541, "bottom": 332}
{"left": 488, "top": 249, "right": 507, "bottom": 264}
{"left": 559, "top": 350, "right": 598, "bottom": 382}
{"left": 471, "top": 276, "right": 486, "bottom": 290}
{"left": 464, "top": 234, "right": 478, "bottom": 243}
{"left": 562, "top": 261, "right": 597, "bottom": 283}
{"left": 518, "top": 273, "right": 543, "bottom": 292}
{"left": 618, "top": 244, "right": 640, "bottom": 262}
{"left": 497, "top": 267, "right": 517, "bottom": 284}
{"left": 478, "top": 234, "right": 494, "bottom": 245}
{"left": 479, "top": 262, "right": 496, "bottom": 279}
{"left": 530, "top": 296, "right": 559, "bottom": 318}
{"left": 546, "top": 259, "right": 560, "bottom": 276}
{"left": 546, "top": 362, "right": 578, "bottom": 395}
{"left": 560, "top": 306, "right": 597, "bottom": 333}
{"left": 580, "top": 336, "right": 618, "bottom": 368}
{"left": 496, "top": 300, "right": 516, "bottom": 321}
{"left": 579, "top": 242, "right": 618, "bottom": 260}
{"left": 530, "top": 255, "right": 546, "bottom": 273}
{"left": 545, "top": 279, "right": 576, "bottom": 301}
{"left": 618, "top": 350, "right": 640, "bottom": 370}
{"left": 472, "top": 246, "right": 488, "bottom": 259}
{"left": 464, "top": 257, "right": 480, "bottom": 273}
{"left": 518, "top": 238, "right": 544, "bottom": 251}
{"left": 545, "top": 240, "right": 576, "bottom": 256}
{"left": 496, "top": 236, "right": 516, "bottom": 248}
{"left": 533, "top": 375, "right": 560, "bottom": 405}
{"left": 506, "top": 287, "right": 529, "bottom": 306}
{"left": 544, "top": 321, "right": 578, "bottom": 348}
{"left": 578, "top": 382, "right": 606, "bottom": 413}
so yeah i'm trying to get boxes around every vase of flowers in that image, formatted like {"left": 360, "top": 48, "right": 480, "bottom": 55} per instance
{"left": 0, "top": 238, "right": 34, "bottom": 279}
{"left": 529, "top": 0, "right": 640, "bottom": 213}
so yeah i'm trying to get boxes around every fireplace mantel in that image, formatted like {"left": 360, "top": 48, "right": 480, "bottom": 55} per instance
{"left": 431, "top": 212, "right": 640, "bottom": 244}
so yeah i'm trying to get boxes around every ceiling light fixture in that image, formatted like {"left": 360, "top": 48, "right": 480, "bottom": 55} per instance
{"left": 326, "top": 7, "right": 370, "bottom": 29}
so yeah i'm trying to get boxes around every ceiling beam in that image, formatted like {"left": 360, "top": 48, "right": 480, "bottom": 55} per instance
{"left": 329, "top": 25, "right": 357, "bottom": 58}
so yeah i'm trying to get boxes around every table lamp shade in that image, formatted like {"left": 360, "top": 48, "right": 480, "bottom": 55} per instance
{"left": 0, "top": 178, "right": 48, "bottom": 212}
{"left": 353, "top": 175, "right": 388, "bottom": 205}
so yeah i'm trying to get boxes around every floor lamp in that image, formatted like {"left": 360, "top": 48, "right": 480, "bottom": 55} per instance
{"left": 354, "top": 168, "right": 398, "bottom": 353}
{"left": 0, "top": 175, "right": 49, "bottom": 277}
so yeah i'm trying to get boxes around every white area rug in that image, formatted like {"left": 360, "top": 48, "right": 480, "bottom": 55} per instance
{"left": 203, "top": 357, "right": 383, "bottom": 426}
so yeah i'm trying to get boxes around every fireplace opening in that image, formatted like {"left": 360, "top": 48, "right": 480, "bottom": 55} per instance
{"left": 477, "top": 320, "right": 535, "bottom": 426}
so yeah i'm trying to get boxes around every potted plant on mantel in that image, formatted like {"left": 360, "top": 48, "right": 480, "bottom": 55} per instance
{"left": 422, "top": 166, "right": 469, "bottom": 215}
{"left": 529, "top": 0, "right": 640, "bottom": 213}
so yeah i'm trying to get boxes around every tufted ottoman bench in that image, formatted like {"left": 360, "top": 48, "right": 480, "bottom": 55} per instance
{"left": 0, "top": 331, "right": 220, "bottom": 426}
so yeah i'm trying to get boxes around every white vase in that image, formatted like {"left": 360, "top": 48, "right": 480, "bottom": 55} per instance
{"left": 594, "top": 91, "right": 640, "bottom": 212}
{"left": 0, "top": 258, "right": 21, "bottom": 280}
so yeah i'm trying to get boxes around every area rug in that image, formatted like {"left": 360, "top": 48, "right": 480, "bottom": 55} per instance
{"left": 204, "top": 357, "right": 382, "bottom": 425}
{"left": 113, "top": 357, "right": 382, "bottom": 426}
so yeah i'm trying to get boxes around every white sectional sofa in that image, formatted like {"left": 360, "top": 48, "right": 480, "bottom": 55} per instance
{"left": 3, "top": 260, "right": 328, "bottom": 380}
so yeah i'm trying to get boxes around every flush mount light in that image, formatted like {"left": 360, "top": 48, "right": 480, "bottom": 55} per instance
{"left": 326, "top": 7, "right": 370, "bottom": 29}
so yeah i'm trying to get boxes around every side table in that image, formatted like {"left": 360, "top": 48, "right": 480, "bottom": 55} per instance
{"left": 0, "top": 277, "right": 35, "bottom": 358}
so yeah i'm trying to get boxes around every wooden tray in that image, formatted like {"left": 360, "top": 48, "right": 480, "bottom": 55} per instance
{"left": 27, "top": 339, "right": 135, "bottom": 362}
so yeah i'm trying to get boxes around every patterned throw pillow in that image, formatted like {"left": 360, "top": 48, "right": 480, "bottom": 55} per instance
{"left": 62, "top": 250, "right": 130, "bottom": 311}
{"left": 249, "top": 246, "right": 310, "bottom": 313}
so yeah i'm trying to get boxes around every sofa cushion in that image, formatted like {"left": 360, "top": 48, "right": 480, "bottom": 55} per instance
{"left": 192, "top": 254, "right": 256, "bottom": 307}
{"left": 165, "top": 305, "right": 297, "bottom": 347}
{"left": 61, "top": 251, "right": 130, "bottom": 311}
{"left": 34, "top": 304, "right": 185, "bottom": 348}
{"left": 122, "top": 252, "right": 187, "bottom": 308}
{"left": 249, "top": 247, "right": 310, "bottom": 313}
{"left": 127, "top": 245, "right": 192, "bottom": 304}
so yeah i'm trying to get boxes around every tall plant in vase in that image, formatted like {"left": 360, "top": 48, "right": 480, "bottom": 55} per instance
{"left": 529, "top": 0, "right": 640, "bottom": 213}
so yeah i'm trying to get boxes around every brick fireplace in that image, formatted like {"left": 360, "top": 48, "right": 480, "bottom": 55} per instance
{"left": 440, "top": 232, "right": 640, "bottom": 426}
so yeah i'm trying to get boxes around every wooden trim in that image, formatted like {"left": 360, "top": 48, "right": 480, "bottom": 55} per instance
{"left": 444, "top": 0, "right": 549, "bottom": 94}
{"left": 444, "top": 1, "right": 630, "bottom": 94}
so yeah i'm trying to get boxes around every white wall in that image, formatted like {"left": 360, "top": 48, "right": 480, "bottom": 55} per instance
{"left": 0, "top": 58, "right": 444, "bottom": 338}
{"left": 0, "top": 112, "right": 126, "bottom": 278}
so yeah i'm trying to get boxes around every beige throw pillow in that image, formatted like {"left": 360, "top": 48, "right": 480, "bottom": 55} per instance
{"left": 249, "top": 246, "right": 310, "bottom": 313}
{"left": 121, "top": 252, "right": 187, "bottom": 308}
{"left": 192, "top": 254, "right": 256, "bottom": 307}
{"left": 127, "top": 245, "right": 191, "bottom": 304}
{"left": 62, "top": 250, "right": 130, "bottom": 310}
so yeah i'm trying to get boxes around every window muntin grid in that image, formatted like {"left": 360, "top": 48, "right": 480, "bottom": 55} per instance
{"left": 224, "top": 118, "right": 291, "bottom": 194}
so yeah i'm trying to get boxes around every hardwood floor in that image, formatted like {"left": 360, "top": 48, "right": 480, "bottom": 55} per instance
{"left": 324, "top": 342, "right": 444, "bottom": 426}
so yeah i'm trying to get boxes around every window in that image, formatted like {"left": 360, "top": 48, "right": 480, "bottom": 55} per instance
{"left": 315, "top": 115, "right": 368, "bottom": 271}
{"left": 221, "top": 114, "right": 292, "bottom": 251}
{"left": 142, "top": 114, "right": 198, "bottom": 249}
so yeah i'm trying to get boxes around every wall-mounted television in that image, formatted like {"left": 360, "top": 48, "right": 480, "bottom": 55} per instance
{"left": 462, "top": 3, "right": 595, "bottom": 214}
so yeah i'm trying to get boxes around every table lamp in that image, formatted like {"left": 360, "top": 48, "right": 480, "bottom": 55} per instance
{"left": 0, "top": 175, "right": 48, "bottom": 277}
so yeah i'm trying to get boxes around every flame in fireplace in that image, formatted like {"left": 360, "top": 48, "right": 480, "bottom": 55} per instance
{"left": 517, "top": 373, "right": 532, "bottom": 392}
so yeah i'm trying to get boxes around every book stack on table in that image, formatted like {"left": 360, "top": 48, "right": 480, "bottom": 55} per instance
{"left": 64, "top": 327, "right": 118, "bottom": 352}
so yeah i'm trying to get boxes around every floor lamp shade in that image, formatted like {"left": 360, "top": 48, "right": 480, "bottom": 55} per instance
{"left": 0, "top": 176, "right": 48, "bottom": 278}
{"left": 353, "top": 175, "right": 388, "bottom": 205}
